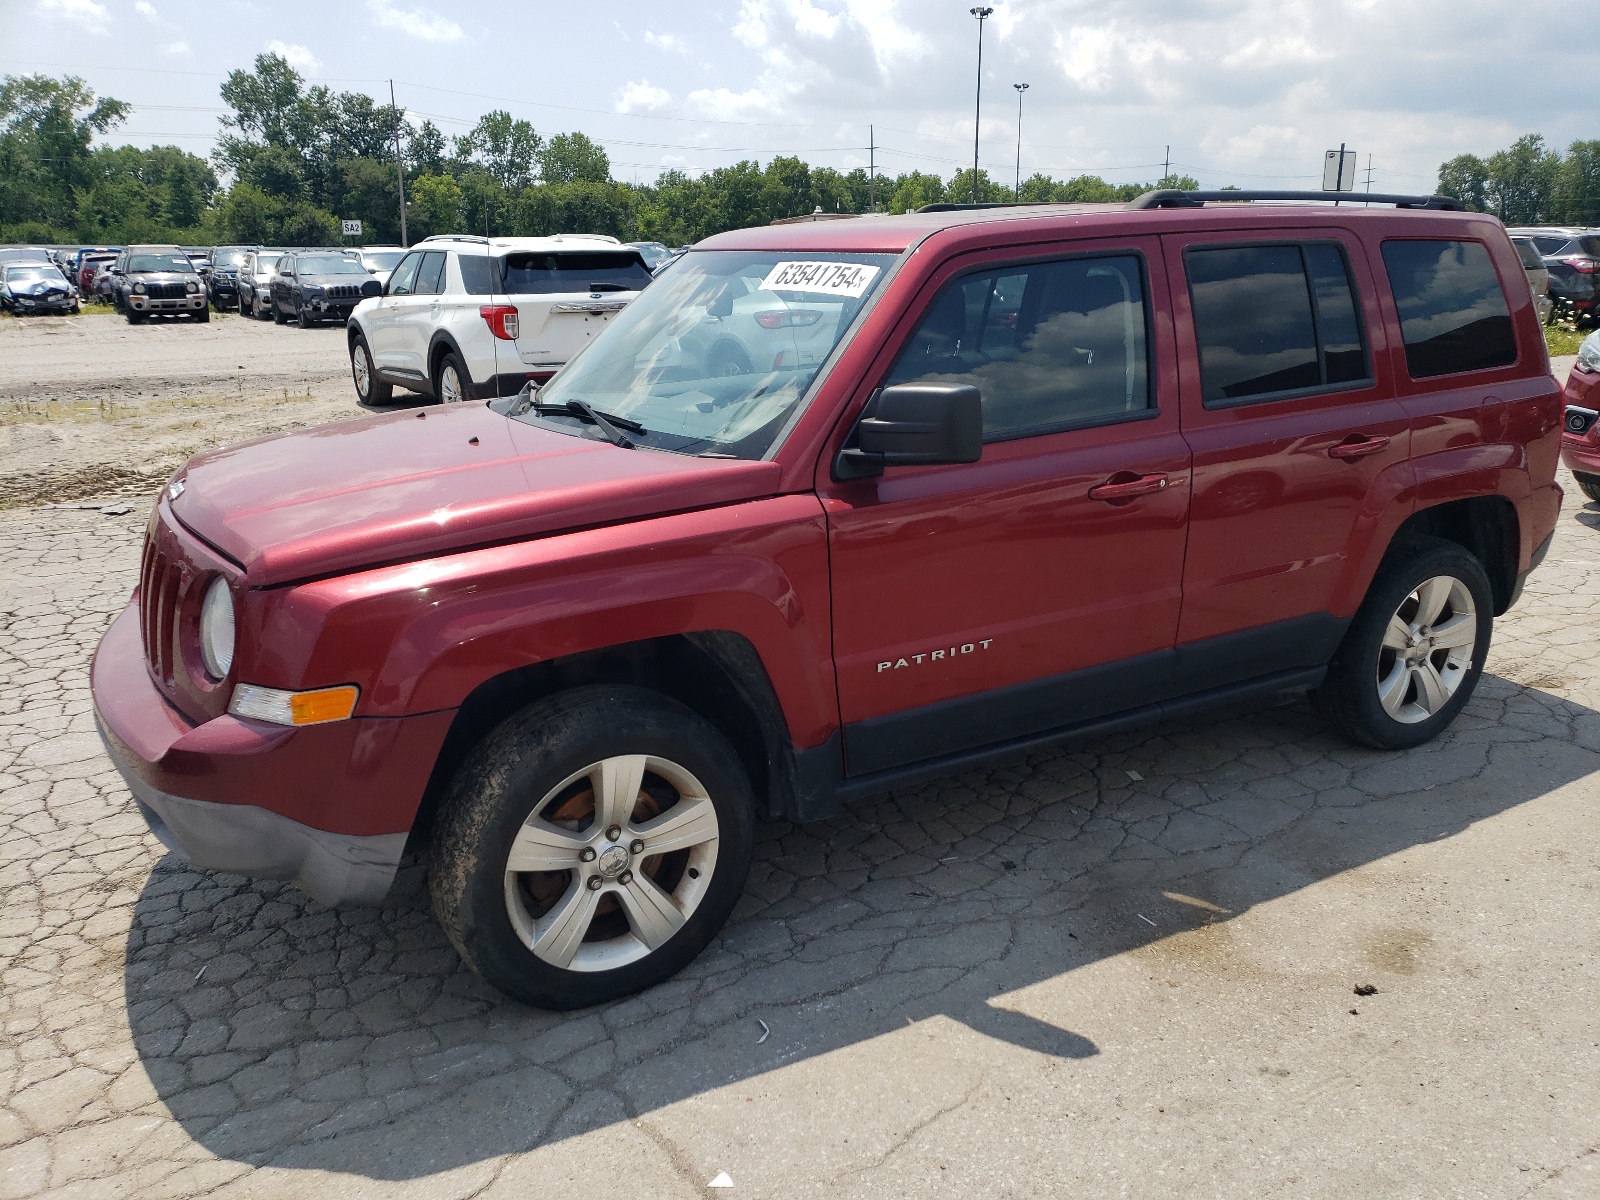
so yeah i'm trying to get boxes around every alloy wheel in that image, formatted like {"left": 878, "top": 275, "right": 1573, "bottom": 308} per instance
{"left": 1375, "top": 575, "right": 1477, "bottom": 724}
{"left": 353, "top": 346, "right": 371, "bottom": 398}
{"left": 439, "top": 363, "right": 464, "bottom": 404}
{"left": 503, "top": 754, "right": 719, "bottom": 972}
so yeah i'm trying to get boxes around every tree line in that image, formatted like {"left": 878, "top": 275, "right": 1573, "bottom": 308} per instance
{"left": 1437, "top": 135, "right": 1600, "bottom": 225}
{"left": 1, "top": 55, "right": 1211, "bottom": 248}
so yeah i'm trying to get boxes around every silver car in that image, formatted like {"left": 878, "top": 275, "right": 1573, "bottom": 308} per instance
{"left": 1510, "top": 236, "right": 1554, "bottom": 325}
{"left": 237, "top": 248, "right": 286, "bottom": 319}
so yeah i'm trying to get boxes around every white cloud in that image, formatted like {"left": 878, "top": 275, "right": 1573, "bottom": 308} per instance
{"left": 134, "top": 1, "right": 158, "bottom": 21}
{"left": 365, "top": 0, "right": 464, "bottom": 43}
{"left": 643, "top": 31, "right": 689, "bottom": 55}
{"left": 266, "top": 40, "right": 321, "bottom": 72}
{"left": 615, "top": 80, "right": 671, "bottom": 114}
{"left": 38, "top": 0, "right": 111, "bottom": 35}
{"left": 162, "top": 40, "right": 190, "bottom": 57}
{"left": 688, "top": 85, "right": 783, "bottom": 121}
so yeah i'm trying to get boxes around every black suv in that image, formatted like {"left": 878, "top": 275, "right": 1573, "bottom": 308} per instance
{"left": 206, "top": 245, "right": 258, "bottom": 312}
{"left": 110, "top": 245, "right": 209, "bottom": 324}
{"left": 1508, "top": 227, "right": 1600, "bottom": 325}
{"left": 269, "top": 251, "right": 379, "bottom": 327}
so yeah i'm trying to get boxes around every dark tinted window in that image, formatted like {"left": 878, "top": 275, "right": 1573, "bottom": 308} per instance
{"left": 1576, "top": 236, "right": 1600, "bottom": 257}
{"left": 457, "top": 253, "right": 495, "bottom": 295}
{"left": 1304, "top": 245, "right": 1368, "bottom": 385}
{"left": 387, "top": 252, "right": 423, "bottom": 296}
{"left": 415, "top": 251, "right": 446, "bottom": 295}
{"left": 1510, "top": 239, "right": 1544, "bottom": 271}
{"left": 885, "top": 254, "right": 1150, "bottom": 440}
{"left": 1188, "top": 246, "right": 1319, "bottom": 401}
{"left": 1530, "top": 236, "right": 1567, "bottom": 255}
{"left": 500, "top": 251, "right": 652, "bottom": 295}
{"left": 1380, "top": 240, "right": 1516, "bottom": 378}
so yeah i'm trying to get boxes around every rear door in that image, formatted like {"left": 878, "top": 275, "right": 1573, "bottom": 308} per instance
{"left": 1163, "top": 228, "right": 1409, "bottom": 678}
{"left": 507, "top": 250, "right": 651, "bottom": 373}
{"left": 823, "top": 238, "right": 1192, "bottom": 776}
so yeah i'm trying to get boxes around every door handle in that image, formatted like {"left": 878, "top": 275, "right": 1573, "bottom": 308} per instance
{"left": 1328, "top": 434, "right": 1391, "bottom": 460}
{"left": 1088, "top": 473, "right": 1169, "bottom": 501}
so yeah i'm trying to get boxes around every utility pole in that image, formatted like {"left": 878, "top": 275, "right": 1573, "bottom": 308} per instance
{"left": 1013, "top": 83, "right": 1028, "bottom": 201}
{"left": 390, "top": 79, "right": 408, "bottom": 247}
{"left": 970, "top": 7, "right": 993, "bottom": 204}
{"left": 1163, "top": 144, "right": 1170, "bottom": 185}
{"left": 869, "top": 124, "right": 876, "bottom": 212}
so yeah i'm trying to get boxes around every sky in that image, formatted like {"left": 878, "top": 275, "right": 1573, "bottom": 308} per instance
{"left": 1, "top": 0, "right": 1591, "bottom": 193}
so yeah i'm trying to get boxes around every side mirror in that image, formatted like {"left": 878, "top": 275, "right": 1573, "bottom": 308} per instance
{"left": 361, "top": 278, "right": 382, "bottom": 298}
{"left": 834, "top": 383, "right": 983, "bottom": 480}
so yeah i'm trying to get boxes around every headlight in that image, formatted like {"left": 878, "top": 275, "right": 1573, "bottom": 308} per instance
{"left": 1578, "top": 331, "right": 1600, "bottom": 374}
{"left": 186, "top": 280, "right": 199, "bottom": 293}
{"left": 199, "top": 576, "right": 235, "bottom": 679}
{"left": 133, "top": 282, "right": 146, "bottom": 294}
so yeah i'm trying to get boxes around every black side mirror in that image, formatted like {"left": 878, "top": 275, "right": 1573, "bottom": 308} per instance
{"left": 361, "top": 279, "right": 382, "bottom": 298}
{"left": 834, "top": 383, "right": 983, "bottom": 480}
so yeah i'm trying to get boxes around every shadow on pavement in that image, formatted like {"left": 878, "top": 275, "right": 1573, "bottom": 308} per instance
{"left": 122, "top": 675, "right": 1600, "bottom": 1175}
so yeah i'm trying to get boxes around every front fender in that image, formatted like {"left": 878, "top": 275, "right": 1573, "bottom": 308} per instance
{"left": 244, "top": 494, "right": 840, "bottom": 749}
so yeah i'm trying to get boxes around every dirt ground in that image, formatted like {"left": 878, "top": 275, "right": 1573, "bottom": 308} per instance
{"left": 1, "top": 319, "right": 1598, "bottom": 1198}
{"left": 0, "top": 311, "right": 369, "bottom": 508}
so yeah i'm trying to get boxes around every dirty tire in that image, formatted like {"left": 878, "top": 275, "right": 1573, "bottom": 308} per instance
{"left": 434, "top": 351, "right": 470, "bottom": 404}
{"left": 1312, "top": 535, "right": 1493, "bottom": 750}
{"left": 195, "top": 306, "right": 210, "bottom": 324}
{"left": 1577, "top": 474, "right": 1600, "bottom": 504}
{"left": 350, "top": 334, "right": 392, "bottom": 405}
{"left": 125, "top": 309, "right": 143, "bottom": 325}
{"left": 297, "top": 304, "right": 313, "bottom": 329}
{"left": 429, "top": 686, "right": 756, "bottom": 1009}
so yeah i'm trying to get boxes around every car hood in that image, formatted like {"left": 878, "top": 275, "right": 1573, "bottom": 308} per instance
{"left": 169, "top": 402, "right": 784, "bottom": 585}
{"left": 299, "top": 272, "right": 370, "bottom": 286}
{"left": 8, "top": 279, "right": 72, "bottom": 296}
{"left": 130, "top": 271, "right": 198, "bottom": 284}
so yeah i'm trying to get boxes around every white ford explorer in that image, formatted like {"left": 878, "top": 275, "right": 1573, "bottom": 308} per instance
{"left": 345, "top": 234, "right": 653, "bottom": 406}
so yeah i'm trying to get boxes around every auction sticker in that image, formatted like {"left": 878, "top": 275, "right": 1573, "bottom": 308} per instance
{"left": 758, "top": 261, "right": 880, "bottom": 298}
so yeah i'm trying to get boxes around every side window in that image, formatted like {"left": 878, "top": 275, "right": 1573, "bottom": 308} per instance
{"left": 1530, "top": 236, "right": 1566, "bottom": 255}
{"left": 387, "top": 252, "right": 424, "bottom": 296}
{"left": 280, "top": 257, "right": 294, "bottom": 278}
{"left": 884, "top": 254, "right": 1151, "bottom": 441}
{"left": 415, "top": 251, "right": 447, "bottom": 295}
{"left": 1380, "top": 240, "right": 1516, "bottom": 379}
{"left": 457, "top": 253, "right": 497, "bottom": 295}
{"left": 1186, "top": 242, "right": 1370, "bottom": 405}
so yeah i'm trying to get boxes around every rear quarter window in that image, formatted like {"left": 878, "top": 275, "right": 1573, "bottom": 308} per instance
{"left": 1379, "top": 240, "right": 1516, "bottom": 379}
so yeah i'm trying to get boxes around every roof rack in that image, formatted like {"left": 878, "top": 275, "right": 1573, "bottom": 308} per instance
{"left": 1128, "top": 189, "right": 1462, "bottom": 211}
{"left": 916, "top": 201, "right": 1060, "bottom": 213}
{"left": 419, "top": 234, "right": 491, "bottom": 245}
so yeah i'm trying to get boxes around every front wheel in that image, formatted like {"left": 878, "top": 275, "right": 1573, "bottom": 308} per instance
{"left": 1576, "top": 474, "right": 1600, "bottom": 504}
{"left": 125, "top": 308, "right": 144, "bottom": 325}
{"left": 1313, "top": 536, "right": 1493, "bottom": 750}
{"left": 195, "top": 306, "right": 210, "bottom": 324}
{"left": 350, "top": 334, "right": 393, "bottom": 405}
{"left": 429, "top": 687, "right": 756, "bottom": 1009}
{"left": 297, "top": 303, "right": 313, "bottom": 329}
{"left": 272, "top": 299, "right": 286, "bottom": 325}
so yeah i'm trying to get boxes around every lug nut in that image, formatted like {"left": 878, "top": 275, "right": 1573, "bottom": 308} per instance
{"left": 630, "top": 839, "right": 645, "bottom": 855}
{"left": 579, "top": 847, "right": 596, "bottom": 862}
{"left": 587, "top": 876, "right": 604, "bottom": 891}
{"left": 618, "top": 870, "right": 633, "bottom": 886}
{"left": 605, "top": 825, "right": 622, "bottom": 841}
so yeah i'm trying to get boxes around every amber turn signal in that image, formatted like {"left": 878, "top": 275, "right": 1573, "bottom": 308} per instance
{"left": 229, "top": 683, "right": 359, "bottom": 727}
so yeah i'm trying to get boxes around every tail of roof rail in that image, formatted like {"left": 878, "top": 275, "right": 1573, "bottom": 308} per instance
{"left": 419, "top": 234, "right": 492, "bottom": 245}
{"left": 1128, "top": 189, "right": 1463, "bottom": 211}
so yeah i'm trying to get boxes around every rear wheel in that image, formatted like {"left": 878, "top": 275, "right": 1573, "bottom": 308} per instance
{"left": 429, "top": 686, "right": 755, "bottom": 1008}
{"left": 705, "top": 341, "right": 753, "bottom": 377}
{"left": 1576, "top": 474, "right": 1600, "bottom": 504}
{"left": 350, "top": 335, "right": 392, "bottom": 405}
{"left": 435, "top": 352, "right": 470, "bottom": 404}
{"left": 1313, "top": 536, "right": 1492, "bottom": 750}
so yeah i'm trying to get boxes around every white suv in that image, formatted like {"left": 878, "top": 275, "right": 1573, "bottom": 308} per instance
{"left": 345, "top": 234, "right": 652, "bottom": 406}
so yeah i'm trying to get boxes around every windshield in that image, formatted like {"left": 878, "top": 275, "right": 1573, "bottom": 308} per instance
{"left": 502, "top": 251, "right": 653, "bottom": 294}
{"left": 252, "top": 253, "right": 281, "bottom": 272}
{"left": 362, "top": 250, "right": 405, "bottom": 271}
{"left": 515, "top": 249, "right": 896, "bottom": 459}
{"left": 7, "top": 266, "right": 66, "bottom": 284}
{"left": 298, "top": 255, "right": 367, "bottom": 275}
{"left": 214, "top": 249, "right": 249, "bottom": 268}
{"left": 127, "top": 253, "right": 194, "bottom": 274}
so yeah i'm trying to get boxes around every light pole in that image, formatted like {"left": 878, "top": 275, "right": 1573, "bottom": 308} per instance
{"left": 970, "top": 7, "right": 993, "bottom": 204}
{"left": 1013, "top": 82, "right": 1028, "bottom": 201}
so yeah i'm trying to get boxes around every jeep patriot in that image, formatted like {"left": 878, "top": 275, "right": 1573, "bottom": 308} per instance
{"left": 92, "top": 191, "right": 1564, "bottom": 1008}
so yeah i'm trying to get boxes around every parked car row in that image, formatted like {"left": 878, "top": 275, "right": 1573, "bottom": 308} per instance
{"left": 1506, "top": 226, "right": 1600, "bottom": 326}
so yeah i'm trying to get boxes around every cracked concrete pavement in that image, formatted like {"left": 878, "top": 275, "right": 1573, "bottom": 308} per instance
{"left": 1, "top": 333, "right": 1598, "bottom": 1197}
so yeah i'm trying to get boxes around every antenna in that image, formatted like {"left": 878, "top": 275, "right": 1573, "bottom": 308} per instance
{"left": 390, "top": 80, "right": 407, "bottom": 247}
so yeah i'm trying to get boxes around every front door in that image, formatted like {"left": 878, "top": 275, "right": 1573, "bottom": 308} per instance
{"left": 1162, "top": 229, "right": 1411, "bottom": 678}
{"left": 368, "top": 251, "right": 426, "bottom": 372}
{"left": 822, "top": 239, "right": 1192, "bottom": 776}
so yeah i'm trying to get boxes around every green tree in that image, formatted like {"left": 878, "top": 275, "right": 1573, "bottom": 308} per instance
{"left": 887, "top": 171, "right": 945, "bottom": 213}
{"left": 517, "top": 181, "right": 638, "bottom": 239}
{"left": 337, "top": 156, "right": 400, "bottom": 242}
{"left": 456, "top": 110, "right": 540, "bottom": 191}
{"left": 1485, "top": 134, "right": 1559, "bottom": 223}
{"left": 541, "top": 131, "right": 610, "bottom": 185}
{"left": 945, "top": 168, "right": 1009, "bottom": 205}
{"left": 0, "top": 74, "right": 129, "bottom": 227}
{"left": 409, "top": 119, "right": 447, "bottom": 176}
{"left": 1554, "top": 141, "right": 1600, "bottom": 226}
{"left": 1437, "top": 154, "right": 1489, "bottom": 212}
{"left": 409, "top": 171, "right": 463, "bottom": 238}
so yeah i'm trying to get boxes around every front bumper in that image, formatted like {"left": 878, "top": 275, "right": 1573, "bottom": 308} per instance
{"left": 305, "top": 297, "right": 357, "bottom": 318}
{"left": 1561, "top": 368, "right": 1600, "bottom": 481}
{"left": 91, "top": 603, "right": 454, "bottom": 906}
{"left": 128, "top": 294, "right": 207, "bottom": 313}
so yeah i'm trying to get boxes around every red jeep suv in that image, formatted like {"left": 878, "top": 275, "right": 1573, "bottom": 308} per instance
{"left": 92, "top": 191, "right": 1564, "bottom": 1008}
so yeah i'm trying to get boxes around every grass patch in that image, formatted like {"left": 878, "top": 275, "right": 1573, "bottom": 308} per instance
{"left": 1545, "top": 320, "right": 1589, "bottom": 358}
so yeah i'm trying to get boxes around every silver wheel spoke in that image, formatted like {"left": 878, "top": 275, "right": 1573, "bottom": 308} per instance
{"left": 1430, "top": 612, "right": 1475, "bottom": 650}
{"left": 506, "top": 819, "right": 588, "bottom": 873}
{"left": 615, "top": 872, "right": 686, "bottom": 950}
{"left": 633, "top": 795, "right": 718, "bottom": 855}
{"left": 1413, "top": 661, "right": 1450, "bottom": 713}
{"left": 1377, "top": 659, "right": 1411, "bottom": 717}
{"left": 1414, "top": 576, "right": 1453, "bottom": 627}
{"left": 529, "top": 880, "right": 603, "bottom": 968}
{"left": 1382, "top": 615, "right": 1412, "bottom": 650}
{"left": 590, "top": 755, "right": 647, "bottom": 831}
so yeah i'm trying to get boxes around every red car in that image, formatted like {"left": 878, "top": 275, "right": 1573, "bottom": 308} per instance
{"left": 92, "top": 190, "right": 1564, "bottom": 1008}
{"left": 1560, "top": 331, "right": 1600, "bottom": 501}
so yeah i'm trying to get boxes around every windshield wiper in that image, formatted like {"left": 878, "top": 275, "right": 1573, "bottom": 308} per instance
{"left": 530, "top": 398, "right": 644, "bottom": 448}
